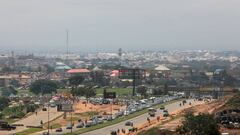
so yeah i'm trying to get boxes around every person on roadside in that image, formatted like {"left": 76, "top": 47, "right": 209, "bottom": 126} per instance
{"left": 147, "top": 117, "right": 150, "bottom": 124}
{"left": 157, "top": 116, "right": 160, "bottom": 122}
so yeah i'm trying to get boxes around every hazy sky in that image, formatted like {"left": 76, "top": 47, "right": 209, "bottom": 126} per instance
{"left": 0, "top": 0, "right": 240, "bottom": 53}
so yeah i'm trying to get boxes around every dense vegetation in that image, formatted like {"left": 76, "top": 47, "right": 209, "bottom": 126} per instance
{"left": 0, "top": 86, "right": 17, "bottom": 97}
{"left": 0, "top": 96, "right": 9, "bottom": 111}
{"left": 29, "top": 79, "right": 59, "bottom": 95}
{"left": 225, "top": 92, "right": 240, "bottom": 107}
{"left": 176, "top": 112, "right": 220, "bottom": 135}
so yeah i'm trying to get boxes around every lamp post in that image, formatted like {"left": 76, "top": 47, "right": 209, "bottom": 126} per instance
{"left": 47, "top": 103, "right": 50, "bottom": 135}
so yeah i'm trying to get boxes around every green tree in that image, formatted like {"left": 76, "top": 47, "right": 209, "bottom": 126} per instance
{"left": 70, "top": 86, "right": 96, "bottom": 98}
{"left": 85, "top": 87, "right": 96, "bottom": 98}
{"left": 176, "top": 112, "right": 220, "bottom": 135}
{"left": 0, "top": 86, "right": 17, "bottom": 97}
{"left": 69, "top": 75, "right": 84, "bottom": 88}
{"left": 0, "top": 97, "right": 9, "bottom": 111}
{"left": 3, "top": 105, "right": 25, "bottom": 118}
{"left": 29, "top": 79, "right": 59, "bottom": 95}
{"left": 152, "top": 87, "right": 164, "bottom": 95}
{"left": 10, "top": 79, "right": 20, "bottom": 87}
{"left": 136, "top": 85, "right": 148, "bottom": 98}
{"left": 71, "top": 87, "right": 85, "bottom": 97}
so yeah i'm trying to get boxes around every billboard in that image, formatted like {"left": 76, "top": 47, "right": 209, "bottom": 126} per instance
{"left": 104, "top": 92, "right": 116, "bottom": 99}
{"left": 57, "top": 103, "right": 73, "bottom": 112}
{"left": 119, "top": 69, "right": 145, "bottom": 79}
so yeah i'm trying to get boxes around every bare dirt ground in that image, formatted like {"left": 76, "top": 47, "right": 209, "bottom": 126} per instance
{"left": 132, "top": 96, "right": 234, "bottom": 135}
{"left": 47, "top": 100, "right": 126, "bottom": 127}
{"left": 74, "top": 101, "right": 126, "bottom": 115}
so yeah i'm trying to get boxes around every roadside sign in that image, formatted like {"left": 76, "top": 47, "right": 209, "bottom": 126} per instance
{"left": 58, "top": 103, "right": 73, "bottom": 112}
{"left": 104, "top": 92, "right": 116, "bottom": 99}
{"left": 119, "top": 69, "right": 145, "bottom": 79}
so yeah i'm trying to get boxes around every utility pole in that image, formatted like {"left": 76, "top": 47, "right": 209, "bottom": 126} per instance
{"left": 66, "top": 29, "right": 69, "bottom": 61}
{"left": 48, "top": 103, "right": 50, "bottom": 135}
{"left": 132, "top": 68, "right": 136, "bottom": 96}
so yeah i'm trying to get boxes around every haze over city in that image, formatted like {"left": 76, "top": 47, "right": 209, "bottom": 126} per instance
{"left": 1, "top": 0, "right": 240, "bottom": 53}
{"left": 1, "top": 1, "right": 240, "bottom": 135}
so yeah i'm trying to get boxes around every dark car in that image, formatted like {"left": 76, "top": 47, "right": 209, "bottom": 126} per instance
{"left": 110, "top": 131, "right": 117, "bottom": 135}
{"left": 42, "top": 108, "right": 47, "bottom": 111}
{"left": 149, "top": 112, "right": 155, "bottom": 117}
{"left": 125, "top": 121, "right": 133, "bottom": 126}
{"left": 0, "top": 122, "right": 16, "bottom": 131}
{"left": 163, "top": 112, "right": 169, "bottom": 117}
{"left": 55, "top": 128, "right": 62, "bottom": 132}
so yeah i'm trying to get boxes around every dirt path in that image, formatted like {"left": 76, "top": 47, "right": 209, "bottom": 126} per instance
{"left": 132, "top": 97, "right": 232, "bottom": 135}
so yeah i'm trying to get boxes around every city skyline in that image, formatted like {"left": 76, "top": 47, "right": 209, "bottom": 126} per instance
{"left": 1, "top": 0, "right": 240, "bottom": 52}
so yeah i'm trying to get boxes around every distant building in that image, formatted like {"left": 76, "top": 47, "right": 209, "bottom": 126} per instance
{"left": 67, "top": 68, "right": 91, "bottom": 78}
{"left": 154, "top": 65, "right": 171, "bottom": 78}
{"left": 0, "top": 73, "right": 32, "bottom": 87}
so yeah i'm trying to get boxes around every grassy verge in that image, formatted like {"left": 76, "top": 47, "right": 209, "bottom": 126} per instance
{"left": 65, "top": 98, "right": 183, "bottom": 135}
{"left": 15, "top": 128, "right": 44, "bottom": 135}
{"left": 50, "top": 123, "right": 62, "bottom": 129}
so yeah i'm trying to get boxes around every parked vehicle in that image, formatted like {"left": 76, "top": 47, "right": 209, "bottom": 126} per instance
{"left": 125, "top": 121, "right": 133, "bottom": 126}
{"left": 160, "top": 105, "right": 165, "bottom": 110}
{"left": 76, "top": 122, "right": 84, "bottom": 128}
{"left": 66, "top": 123, "right": 73, "bottom": 129}
{"left": 55, "top": 128, "right": 63, "bottom": 132}
{"left": 42, "top": 108, "right": 47, "bottom": 111}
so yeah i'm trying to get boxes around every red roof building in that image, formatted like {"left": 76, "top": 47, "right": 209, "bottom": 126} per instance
{"left": 67, "top": 69, "right": 90, "bottom": 74}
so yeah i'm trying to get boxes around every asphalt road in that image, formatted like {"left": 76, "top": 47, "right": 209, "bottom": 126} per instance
{"left": 0, "top": 107, "right": 63, "bottom": 135}
{"left": 36, "top": 99, "right": 204, "bottom": 135}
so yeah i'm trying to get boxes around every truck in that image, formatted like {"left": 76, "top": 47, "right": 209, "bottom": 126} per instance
{"left": 0, "top": 121, "right": 16, "bottom": 131}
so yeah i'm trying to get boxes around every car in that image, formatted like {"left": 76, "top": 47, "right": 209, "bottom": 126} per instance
{"left": 42, "top": 108, "right": 47, "bottom": 111}
{"left": 55, "top": 128, "right": 62, "bottom": 132}
{"left": 76, "top": 122, "right": 84, "bottom": 128}
{"left": 128, "top": 127, "right": 137, "bottom": 132}
{"left": 66, "top": 123, "right": 73, "bottom": 129}
{"left": 163, "top": 109, "right": 168, "bottom": 113}
{"left": 160, "top": 106, "right": 165, "bottom": 110}
{"left": 97, "top": 119, "right": 104, "bottom": 124}
{"left": 149, "top": 112, "right": 155, "bottom": 117}
{"left": 85, "top": 121, "right": 92, "bottom": 127}
{"left": 125, "top": 121, "right": 133, "bottom": 126}
{"left": 163, "top": 110, "right": 169, "bottom": 117}
{"left": 42, "top": 132, "right": 49, "bottom": 135}
{"left": 110, "top": 131, "right": 117, "bottom": 135}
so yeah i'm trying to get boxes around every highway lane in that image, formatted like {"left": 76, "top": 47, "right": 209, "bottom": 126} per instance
{"left": 81, "top": 99, "right": 202, "bottom": 135}
{"left": 36, "top": 99, "right": 204, "bottom": 135}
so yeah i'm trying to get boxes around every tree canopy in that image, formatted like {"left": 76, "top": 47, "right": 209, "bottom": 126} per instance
{"left": 71, "top": 86, "right": 96, "bottom": 98}
{"left": 176, "top": 112, "right": 220, "bottom": 135}
{"left": 69, "top": 75, "right": 84, "bottom": 87}
{"left": 0, "top": 86, "right": 17, "bottom": 97}
{"left": 29, "top": 79, "right": 59, "bottom": 95}
{"left": 0, "top": 97, "right": 9, "bottom": 111}
{"left": 136, "top": 85, "right": 148, "bottom": 98}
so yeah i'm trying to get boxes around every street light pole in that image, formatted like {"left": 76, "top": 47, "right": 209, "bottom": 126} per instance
{"left": 48, "top": 103, "right": 50, "bottom": 135}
